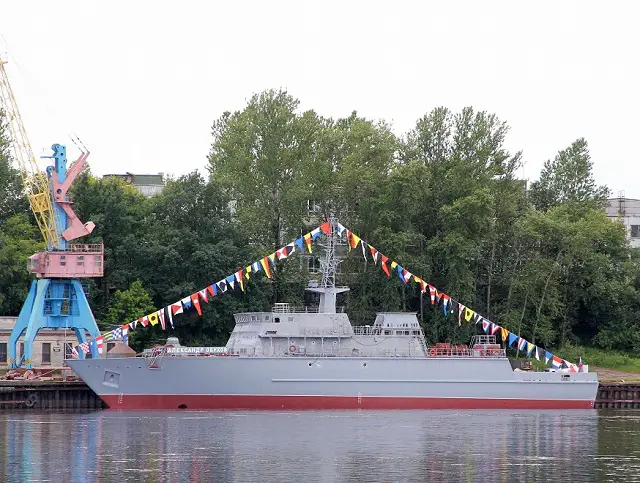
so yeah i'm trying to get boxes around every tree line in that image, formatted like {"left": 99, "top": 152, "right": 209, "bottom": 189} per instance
{"left": 1, "top": 91, "right": 638, "bottom": 355}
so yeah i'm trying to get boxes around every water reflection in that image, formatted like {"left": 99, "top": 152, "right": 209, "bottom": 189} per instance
{"left": 0, "top": 409, "right": 638, "bottom": 482}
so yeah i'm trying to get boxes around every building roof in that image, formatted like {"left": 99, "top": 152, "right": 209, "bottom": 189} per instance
{"left": 106, "top": 342, "right": 137, "bottom": 357}
{"left": 103, "top": 172, "right": 164, "bottom": 186}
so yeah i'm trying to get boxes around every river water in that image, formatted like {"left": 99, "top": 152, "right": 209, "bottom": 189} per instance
{"left": 0, "top": 410, "right": 639, "bottom": 482}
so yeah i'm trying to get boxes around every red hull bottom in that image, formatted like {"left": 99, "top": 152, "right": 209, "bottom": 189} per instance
{"left": 101, "top": 394, "right": 595, "bottom": 410}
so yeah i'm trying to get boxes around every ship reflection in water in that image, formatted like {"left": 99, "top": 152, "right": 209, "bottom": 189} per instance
{"left": 0, "top": 410, "right": 639, "bottom": 482}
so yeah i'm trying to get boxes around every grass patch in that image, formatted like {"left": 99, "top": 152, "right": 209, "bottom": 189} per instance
{"left": 556, "top": 346, "right": 640, "bottom": 374}
{"left": 508, "top": 346, "right": 640, "bottom": 374}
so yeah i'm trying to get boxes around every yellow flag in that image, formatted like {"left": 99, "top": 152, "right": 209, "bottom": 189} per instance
{"left": 148, "top": 312, "right": 159, "bottom": 326}
{"left": 464, "top": 307, "right": 475, "bottom": 322}
{"left": 500, "top": 328, "right": 509, "bottom": 342}
{"left": 390, "top": 261, "right": 398, "bottom": 269}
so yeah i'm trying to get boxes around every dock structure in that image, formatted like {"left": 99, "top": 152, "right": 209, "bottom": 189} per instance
{"left": 0, "top": 380, "right": 105, "bottom": 410}
{"left": 595, "top": 383, "right": 640, "bottom": 409}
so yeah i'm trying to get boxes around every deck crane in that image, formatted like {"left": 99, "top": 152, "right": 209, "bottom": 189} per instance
{"left": 0, "top": 57, "right": 103, "bottom": 368}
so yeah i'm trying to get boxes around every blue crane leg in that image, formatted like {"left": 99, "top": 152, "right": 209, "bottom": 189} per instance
{"left": 8, "top": 281, "right": 38, "bottom": 369}
{"left": 22, "top": 279, "right": 51, "bottom": 369}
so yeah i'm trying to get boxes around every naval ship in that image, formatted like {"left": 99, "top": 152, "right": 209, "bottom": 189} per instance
{"left": 67, "top": 223, "right": 599, "bottom": 410}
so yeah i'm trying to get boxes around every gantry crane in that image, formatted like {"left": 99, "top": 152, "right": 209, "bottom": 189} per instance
{"left": 0, "top": 57, "right": 103, "bottom": 368}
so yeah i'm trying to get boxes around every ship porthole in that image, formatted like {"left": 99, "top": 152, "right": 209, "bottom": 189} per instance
{"left": 362, "top": 362, "right": 367, "bottom": 367}
{"left": 308, "top": 362, "right": 313, "bottom": 367}
{"left": 178, "top": 404, "right": 187, "bottom": 409}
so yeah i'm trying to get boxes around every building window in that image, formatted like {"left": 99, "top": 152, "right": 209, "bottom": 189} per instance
{"left": 76, "top": 256, "right": 84, "bottom": 266}
{"left": 0, "top": 343, "right": 7, "bottom": 364}
{"left": 19, "top": 342, "right": 24, "bottom": 359}
{"left": 42, "top": 343, "right": 51, "bottom": 364}
{"left": 64, "top": 343, "right": 74, "bottom": 359}
{"left": 631, "top": 226, "right": 640, "bottom": 238}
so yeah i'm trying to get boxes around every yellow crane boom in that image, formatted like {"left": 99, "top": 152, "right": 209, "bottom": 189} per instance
{"left": 0, "top": 58, "right": 58, "bottom": 248}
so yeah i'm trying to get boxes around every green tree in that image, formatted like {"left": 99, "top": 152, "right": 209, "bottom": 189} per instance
{"left": 104, "top": 280, "right": 156, "bottom": 328}
{"left": 0, "top": 214, "right": 41, "bottom": 314}
{"left": 0, "top": 110, "right": 27, "bottom": 221}
{"left": 530, "top": 138, "right": 610, "bottom": 211}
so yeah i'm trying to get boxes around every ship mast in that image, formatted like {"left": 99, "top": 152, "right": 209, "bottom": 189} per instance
{"left": 306, "top": 216, "right": 349, "bottom": 313}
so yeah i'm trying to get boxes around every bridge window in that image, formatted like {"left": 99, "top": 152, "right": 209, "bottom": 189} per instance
{"left": 274, "top": 317, "right": 280, "bottom": 323}
{"left": 0, "top": 343, "right": 6, "bottom": 364}
{"left": 42, "top": 343, "right": 51, "bottom": 364}
{"left": 384, "top": 330, "right": 391, "bottom": 335}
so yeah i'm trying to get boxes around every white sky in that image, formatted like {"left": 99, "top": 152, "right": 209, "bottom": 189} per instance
{"left": 2, "top": 1, "right": 638, "bottom": 196}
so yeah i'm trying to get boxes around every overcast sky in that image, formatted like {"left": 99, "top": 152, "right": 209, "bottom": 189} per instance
{"left": 2, "top": 1, "right": 638, "bottom": 197}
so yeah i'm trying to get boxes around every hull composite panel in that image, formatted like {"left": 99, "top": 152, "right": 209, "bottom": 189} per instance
{"left": 67, "top": 356, "right": 598, "bottom": 410}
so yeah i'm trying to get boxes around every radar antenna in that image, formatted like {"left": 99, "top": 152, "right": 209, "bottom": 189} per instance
{"left": 306, "top": 216, "right": 349, "bottom": 313}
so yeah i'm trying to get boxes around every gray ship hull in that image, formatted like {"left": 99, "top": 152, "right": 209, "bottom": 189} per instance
{"left": 67, "top": 355, "right": 598, "bottom": 410}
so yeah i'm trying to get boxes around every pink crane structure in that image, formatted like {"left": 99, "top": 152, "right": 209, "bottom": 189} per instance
{"left": 8, "top": 144, "right": 104, "bottom": 368}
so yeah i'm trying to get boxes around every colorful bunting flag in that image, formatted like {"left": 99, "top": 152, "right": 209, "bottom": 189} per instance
{"left": 319, "top": 222, "right": 331, "bottom": 235}
{"left": 148, "top": 312, "right": 159, "bottom": 326}
{"left": 234, "top": 269, "right": 245, "bottom": 292}
{"left": 464, "top": 307, "right": 475, "bottom": 322}
{"left": 526, "top": 342, "right": 535, "bottom": 357}
{"left": 166, "top": 307, "right": 174, "bottom": 329}
{"left": 380, "top": 255, "right": 391, "bottom": 277}
{"left": 181, "top": 296, "right": 192, "bottom": 310}
{"left": 369, "top": 246, "right": 379, "bottom": 263}
{"left": 158, "top": 309, "right": 166, "bottom": 330}
{"left": 428, "top": 284, "right": 436, "bottom": 304}
{"left": 260, "top": 257, "right": 272, "bottom": 278}
{"left": 225, "top": 274, "right": 236, "bottom": 291}
{"left": 458, "top": 304, "right": 465, "bottom": 327}
{"left": 172, "top": 302, "right": 184, "bottom": 315}
{"left": 517, "top": 337, "right": 527, "bottom": 351}
{"left": 500, "top": 327, "right": 509, "bottom": 342}
{"left": 190, "top": 293, "right": 203, "bottom": 316}
{"left": 96, "top": 335, "right": 104, "bottom": 355}
{"left": 303, "top": 233, "right": 313, "bottom": 253}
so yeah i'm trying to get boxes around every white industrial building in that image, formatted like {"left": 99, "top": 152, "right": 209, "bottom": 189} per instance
{"left": 605, "top": 197, "right": 640, "bottom": 248}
